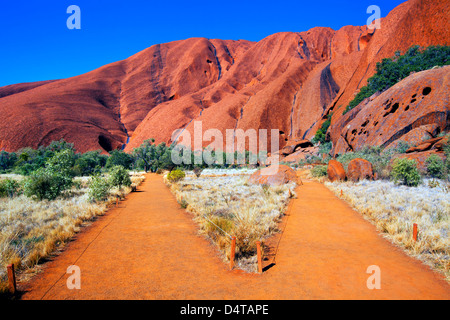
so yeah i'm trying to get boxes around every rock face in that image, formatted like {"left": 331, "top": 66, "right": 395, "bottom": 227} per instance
{"left": 0, "top": 0, "right": 448, "bottom": 155}
{"left": 331, "top": 66, "right": 449, "bottom": 156}
{"left": 329, "top": 0, "right": 450, "bottom": 124}
{"left": 327, "top": 160, "right": 346, "bottom": 182}
{"left": 347, "top": 158, "right": 374, "bottom": 182}
{"left": 248, "top": 164, "right": 297, "bottom": 186}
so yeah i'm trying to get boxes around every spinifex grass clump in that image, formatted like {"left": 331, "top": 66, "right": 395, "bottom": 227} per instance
{"left": 164, "top": 169, "right": 295, "bottom": 272}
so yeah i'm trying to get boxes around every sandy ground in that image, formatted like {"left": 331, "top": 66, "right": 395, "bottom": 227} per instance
{"left": 20, "top": 173, "right": 450, "bottom": 300}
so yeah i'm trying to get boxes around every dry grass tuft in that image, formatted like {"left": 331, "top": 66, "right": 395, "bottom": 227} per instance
{"left": 325, "top": 178, "right": 450, "bottom": 282}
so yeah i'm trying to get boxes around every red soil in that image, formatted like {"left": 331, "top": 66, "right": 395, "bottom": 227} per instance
{"left": 21, "top": 174, "right": 450, "bottom": 300}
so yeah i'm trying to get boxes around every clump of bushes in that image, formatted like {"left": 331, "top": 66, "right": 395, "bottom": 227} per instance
{"left": 390, "top": 158, "right": 421, "bottom": 187}
{"left": 21, "top": 149, "right": 76, "bottom": 201}
{"left": 425, "top": 154, "right": 445, "bottom": 179}
{"left": 88, "top": 174, "right": 111, "bottom": 202}
{"left": 312, "top": 114, "right": 332, "bottom": 144}
{"left": 311, "top": 165, "right": 328, "bottom": 178}
{"left": 0, "top": 179, "right": 20, "bottom": 198}
{"left": 23, "top": 169, "right": 71, "bottom": 201}
{"left": 167, "top": 169, "right": 186, "bottom": 183}
{"left": 344, "top": 45, "right": 450, "bottom": 114}
{"left": 108, "top": 165, "right": 132, "bottom": 188}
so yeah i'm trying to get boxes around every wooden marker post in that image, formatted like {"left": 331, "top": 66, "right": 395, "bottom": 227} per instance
{"left": 7, "top": 264, "right": 16, "bottom": 294}
{"left": 413, "top": 223, "right": 418, "bottom": 242}
{"left": 230, "top": 237, "right": 236, "bottom": 270}
{"left": 256, "top": 241, "right": 263, "bottom": 273}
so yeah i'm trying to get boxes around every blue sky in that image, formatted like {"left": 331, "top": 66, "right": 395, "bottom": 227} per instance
{"left": 0, "top": 0, "right": 406, "bottom": 87}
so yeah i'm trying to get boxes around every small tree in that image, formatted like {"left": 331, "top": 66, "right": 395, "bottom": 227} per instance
{"left": 23, "top": 169, "right": 70, "bottom": 201}
{"left": 106, "top": 150, "right": 133, "bottom": 169}
{"left": 108, "top": 165, "right": 132, "bottom": 188}
{"left": 391, "top": 158, "right": 421, "bottom": 187}
{"left": 88, "top": 174, "right": 111, "bottom": 202}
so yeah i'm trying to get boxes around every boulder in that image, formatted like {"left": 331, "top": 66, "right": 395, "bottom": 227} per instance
{"left": 280, "top": 139, "right": 314, "bottom": 156}
{"left": 406, "top": 137, "right": 444, "bottom": 153}
{"left": 248, "top": 164, "right": 297, "bottom": 186}
{"left": 385, "top": 124, "right": 439, "bottom": 151}
{"left": 283, "top": 146, "right": 320, "bottom": 163}
{"left": 327, "top": 160, "right": 346, "bottom": 182}
{"left": 347, "top": 158, "right": 374, "bottom": 182}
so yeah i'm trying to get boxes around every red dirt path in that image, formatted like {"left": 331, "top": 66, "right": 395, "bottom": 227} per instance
{"left": 21, "top": 174, "right": 450, "bottom": 300}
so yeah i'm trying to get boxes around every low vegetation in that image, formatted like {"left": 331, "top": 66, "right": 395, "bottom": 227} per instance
{"left": 310, "top": 165, "right": 328, "bottom": 178}
{"left": 163, "top": 169, "right": 296, "bottom": 272}
{"left": 390, "top": 158, "right": 422, "bottom": 187}
{"left": 0, "top": 171, "right": 145, "bottom": 294}
{"left": 0, "top": 139, "right": 147, "bottom": 295}
{"left": 312, "top": 113, "right": 332, "bottom": 144}
{"left": 317, "top": 137, "right": 450, "bottom": 281}
{"left": 325, "top": 179, "right": 450, "bottom": 281}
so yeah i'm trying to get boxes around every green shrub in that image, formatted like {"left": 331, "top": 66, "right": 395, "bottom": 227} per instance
{"left": 23, "top": 169, "right": 71, "bottom": 201}
{"left": 443, "top": 139, "right": 450, "bottom": 177}
{"left": 344, "top": 45, "right": 450, "bottom": 114}
{"left": 46, "top": 149, "right": 75, "bottom": 178}
{"left": 73, "top": 150, "right": 107, "bottom": 176}
{"left": 312, "top": 114, "right": 332, "bottom": 144}
{"left": 390, "top": 158, "right": 421, "bottom": 187}
{"left": 88, "top": 174, "right": 111, "bottom": 202}
{"left": 0, "top": 179, "right": 20, "bottom": 198}
{"left": 318, "top": 141, "right": 333, "bottom": 155}
{"left": 395, "top": 141, "right": 412, "bottom": 154}
{"left": 0, "top": 151, "right": 17, "bottom": 173}
{"left": 167, "top": 169, "right": 186, "bottom": 183}
{"left": 310, "top": 165, "right": 328, "bottom": 178}
{"left": 108, "top": 165, "right": 132, "bottom": 188}
{"left": 425, "top": 154, "right": 445, "bottom": 179}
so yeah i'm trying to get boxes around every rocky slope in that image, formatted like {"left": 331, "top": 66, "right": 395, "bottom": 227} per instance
{"left": 332, "top": 66, "right": 449, "bottom": 156}
{"left": 0, "top": 0, "right": 448, "bottom": 154}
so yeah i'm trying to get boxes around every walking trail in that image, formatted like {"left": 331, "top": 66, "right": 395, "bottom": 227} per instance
{"left": 21, "top": 173, "right": 450, "bottom": 300}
